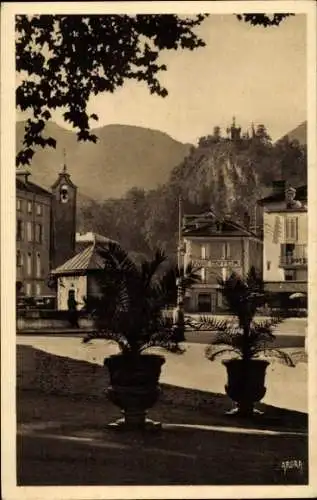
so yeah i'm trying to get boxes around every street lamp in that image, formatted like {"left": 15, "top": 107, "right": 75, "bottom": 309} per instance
{"left": 173, "top": 196, "right": 186, "bottom": 342}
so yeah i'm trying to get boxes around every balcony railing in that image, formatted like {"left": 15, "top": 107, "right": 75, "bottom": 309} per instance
{"left": 279, "top": 254, "right": 308, "bottom": 267}
{"left": 279, "top": 244, "right": 307, "bottom": 267}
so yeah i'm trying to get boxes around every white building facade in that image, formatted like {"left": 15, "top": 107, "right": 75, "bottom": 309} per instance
{"left": 258, "top": 181, "right": 307, "bottom": 305}
{"left": 182, "top": 212, "right": 263, "bottom": 313}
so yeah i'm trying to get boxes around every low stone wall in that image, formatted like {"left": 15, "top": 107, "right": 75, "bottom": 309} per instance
{"left": 17, "top": 315, "right": 94, "bottom": 331}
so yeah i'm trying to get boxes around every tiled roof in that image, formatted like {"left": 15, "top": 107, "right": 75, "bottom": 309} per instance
{"left": 51, "top": 243, "right": 107, "bottom": 275}
{"left": 257, "top": 185, "right": 307, "bottom": 205}
{"left": 16, "top": 178, "right": 52, "bottom": 197}
{"left": 182, "top": 215, "right": 257, "bottom": 238}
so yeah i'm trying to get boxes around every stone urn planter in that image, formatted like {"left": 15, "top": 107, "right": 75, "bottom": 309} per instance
{"left": 105, "top": 353, "right": 166, "bottom": 430}
{"left": 82, "top": 244, "right": 197, "bottom": 431}
{"left": 222, "top": 359, "right": 270, "bottom": 417}
{"left": 196, "top": 269, "right": 295, "bottom": 418}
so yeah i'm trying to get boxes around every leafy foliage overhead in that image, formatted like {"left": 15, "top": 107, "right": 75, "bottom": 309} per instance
{"left": 236, "top": 13, "right": 294, "bottom": 26}
{"left": 16, "top": 13, "right": 207, "bottom": 165}
{"left": 16, "top": 12, "right": 294, "bottom": 165}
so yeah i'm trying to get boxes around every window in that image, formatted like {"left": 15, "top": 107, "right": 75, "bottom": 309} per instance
{"left": 284, "top": 269, "right": 296, "bottom": 281}
{"left": 201, "top": 245, "right": 206, "bottom": 259}
{"left": 35, "top": 223, "right": 43, "bottom": 243}
{"left": 26, "top": 221, "right": 32, "bottom": 242}
{"left": 17, "top": 199, "right": 22, "bottom": 211}
{"left": 16, "top": 220, "right": 24, "bottom": 241}
{"left": 222, "top": 242, "right": 231, "bottom": 259}
{"left": 60, "top": 184, "right": 69, "bottom": 203}
{"left": 36, "top": 253, "right": 41, "bottom": 278}
{"left": 266, "top": 261, "right": 271, "bottom": 271}
{"left": 217, "top": 290, "right": 223, "bottom": 308}
{"left": 280, "top": 243, "right": 295, "bottom": 264}
{"left": 27, "top": 201, "right": 32, "bottom": 213}
{"left": 272, "top": 216, "right": 282, "bottom": 243}
{"left": 35, "top": 283, "right": 41, "bottom": 296}
{"left": 285, "top": 217, "right": 298, "bottom": 242}
{"left": 26, "top": 253, "right": 32, "bottom": 276}
{"left": 16, "top": 251, "right": 24, "bottom": 267}
{"left": 25, "top": 283, "right": 32, "bottom": 296}
{"left": 201, "top": 267, "right": 206, "bottom": 282}
{"left": 36, "top": 203, "right": 42, "bottom": 216}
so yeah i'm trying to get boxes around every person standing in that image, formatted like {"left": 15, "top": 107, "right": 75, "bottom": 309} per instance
{"left": 67, "top": 289, "right": 79, "bottom": 328}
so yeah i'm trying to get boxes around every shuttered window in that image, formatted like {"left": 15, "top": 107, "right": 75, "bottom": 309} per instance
{"left": 222, "top": 242, "right": 230, "bottom": 259}
{"left": 27, "top": 253, "right": 32, "bottom": 276}
{"left": 285, "top": 217, "right": 298, "bottom": 242}
{"left": 27, "top": 222, "right": 32, "bottom": 242}
{"left": 36, "top": 253, "right": 41, "bottom": 278}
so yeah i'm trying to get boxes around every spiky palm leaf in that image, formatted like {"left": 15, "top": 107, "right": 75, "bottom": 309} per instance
{"left": 83, "top": 244, "right": 198, "bottom": 354}
{"left": 252, "top": 348, "right": 295, "bottom": 367}
{"left": 205, "top": 345, "right": 241, "bottom": 361}
{"left": 156, "top": 261, "right": 201, "bottom": 308}
{"left": 196, "top": 271, "right": 294, "bottom": 366}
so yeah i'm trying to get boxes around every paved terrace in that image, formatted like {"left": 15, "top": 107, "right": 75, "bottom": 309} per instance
{"left": 15, "top": 336, "right": 309, "bottom": 486}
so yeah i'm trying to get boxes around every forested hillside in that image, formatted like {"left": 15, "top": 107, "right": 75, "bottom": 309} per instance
{"left": 77, "top": 123, "right": 307, "bottom": 259}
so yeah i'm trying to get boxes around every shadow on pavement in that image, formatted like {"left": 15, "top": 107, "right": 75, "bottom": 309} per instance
{"left": 16, "top": 345, "right": 308, "bottom": 486}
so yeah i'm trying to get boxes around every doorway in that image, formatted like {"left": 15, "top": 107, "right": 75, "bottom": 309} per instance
{"left": 198, "top": 293, "right": 212, "bottom": 313}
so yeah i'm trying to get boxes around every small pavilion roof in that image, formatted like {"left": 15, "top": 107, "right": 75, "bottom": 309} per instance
{"left": 51, "top": 242, "right": 109, "bottom": 275}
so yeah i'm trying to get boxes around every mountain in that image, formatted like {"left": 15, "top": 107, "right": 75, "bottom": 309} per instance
{"left": 277, "top": 121, "right": 307, "bottom": 145}
{"left": 16, "top": 121, "right": 191, "bottom": 201}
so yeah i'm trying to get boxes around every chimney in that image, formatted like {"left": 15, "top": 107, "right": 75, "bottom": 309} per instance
{"left": 272, "top": 180, "right": 286, "bottom": 196}
{"left": 16, "top": 169, "right": 31, "bottom": 183}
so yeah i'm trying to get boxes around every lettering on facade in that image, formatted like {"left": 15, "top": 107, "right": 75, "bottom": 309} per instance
{"left": 192, "top": 259, "right": 240, "bottom": 268}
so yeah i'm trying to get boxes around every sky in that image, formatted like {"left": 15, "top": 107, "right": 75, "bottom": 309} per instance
{"left": 18, "top": 13, "right": 307, "bottom": 145}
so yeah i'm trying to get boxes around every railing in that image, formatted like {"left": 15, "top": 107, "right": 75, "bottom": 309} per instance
{"left": 279, "top": 244, "right": 307, "bottom": 267}
{"left": 279, "top": 255, "right": 308, "bottom": 266}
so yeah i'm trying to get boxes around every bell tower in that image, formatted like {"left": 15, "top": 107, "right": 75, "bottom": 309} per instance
{"left": 50, "top": 153, "right": 77, "bottom": 269}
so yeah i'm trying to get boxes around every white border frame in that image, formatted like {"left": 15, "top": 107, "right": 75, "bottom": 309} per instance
{"left": 1, "top": 2, "right": 316, "bottom": 499}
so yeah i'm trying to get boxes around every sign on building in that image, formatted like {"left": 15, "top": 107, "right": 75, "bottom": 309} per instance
{"left": 192, "top": 259, "right": 240, "bottom": 268}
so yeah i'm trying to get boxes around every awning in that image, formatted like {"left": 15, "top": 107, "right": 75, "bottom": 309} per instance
{"left": 289, "top": 292, "right": 306, "bottom": 299}
{"left": 264, "top": 281, "right": 307, "bottom": 293}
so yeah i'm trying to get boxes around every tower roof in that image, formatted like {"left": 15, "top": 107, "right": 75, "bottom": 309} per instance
{"left": 51, "top": 151, "right": 77, "bottom": 190}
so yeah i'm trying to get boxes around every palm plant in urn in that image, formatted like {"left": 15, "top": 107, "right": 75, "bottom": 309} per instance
{"left": 192, "top": 267, "right": 294, "bottom": 417}
{"left": 83, "top": 242, "right": 200, "bottom": 430}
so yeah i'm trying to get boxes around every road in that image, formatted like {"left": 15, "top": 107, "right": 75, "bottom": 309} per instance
{"left": 17, "top": 316, "right": 307, "bottom": 348}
